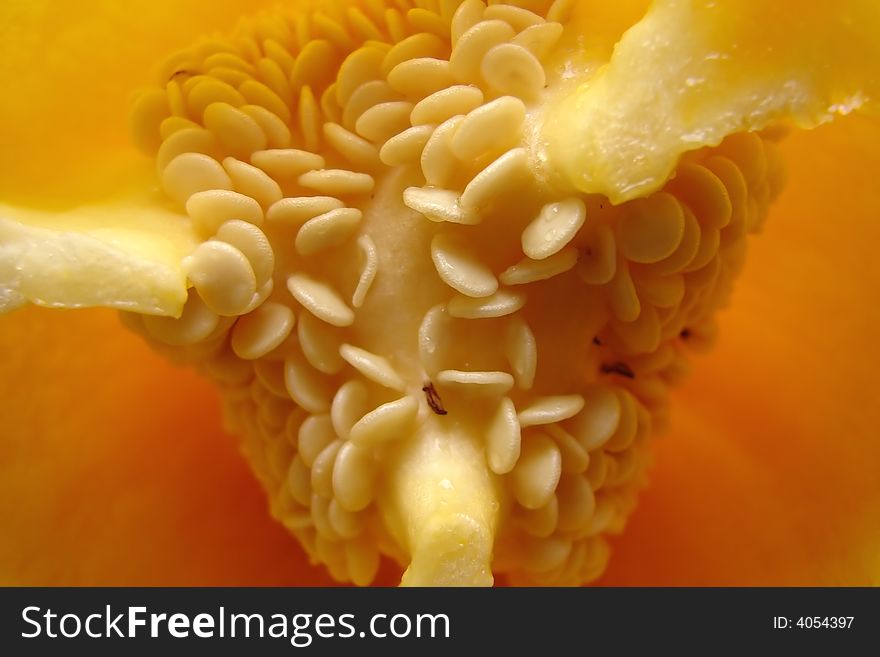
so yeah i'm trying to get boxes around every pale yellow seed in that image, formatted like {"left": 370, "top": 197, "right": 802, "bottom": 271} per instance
{"left": 328, "top": 499, "right": 366, "bottom": 539}
{"left": 263, "top": 38, "right": 297, "bottom": 72}
{"left": 333, "top": 442, "right": 376, "bottom": 512}
{"left": 403, "top": 187, "right": 479, "bottom": 225}
{"left": 610, "top": 445, "right": 641, "bottom": 489}
{"left": 298, "top": 169, "right": 375, "bottom": 196}
{"left": 352, "top": 234, "right": 379, "bottom": 309}
{"left": 158, "top": 116, "right": 199, "bottom": 141}
{"left": 165, "top": 79, "right": 188, "bottom": 118}
{"left": 430, "top": 232, "right": 498, "bottom": 297}
{"left": 447, "top": 289, "right": 525, "bottom": 319}
{"left": 435, "top": 370, "right": 514, "bottom": 396}
{"left": 187, "top": 78, "right": 246, "bottom": 119}
{"left": 313, "top": 496, "right": 342, "bottom": 543}
{"left": 355, "top": 101, "right": 414, "bottom": 143}
{"left": 616, "top": 193, "right": 686, "bottom": 264}
{"left": 382, "top": 32, "right": 447, "bottom": 76}
{"left": 291, "top": 40, "right": 339, "bottom": 92}
{"left": 522, "top": 197, "right": 586, "bottom": 260}
{"left": 241, "top": 105, "right": 291, "bottom": 149}
{"left": 204, "top": 52, "right": 257, "bottom": 75}
{"left": 348, "top": 6, "right": 384, "bottom": 41}
{"left": 384, "top": 7, "right": 409, "bottom": 43}
{"left": 195, "top": 40, "right": 240, "bottom": 61}
{"left": 518, "top": 496, "right": 558, "bottom": 538}
{"left": 483, "top": 4, "right": 544, "bottom": 30}
{"left": 407, "top": 7, "right": 448, "bottom": 38}
{"left": 239, "top": 79, "right": 291, "bottom": 123}
{"left": 449, "top": 19, "right": 516, "bottom": 84}
{"left": 222, "top": 156, "right": 283, "bottom": 209}
{"left": 287, "top": 455, "right": 312, "bottom": 506}
{"left": 296, "top": 207, "right": 363, "bottom": 256}
{"left": 555, "top": 473, "right": 596, "bottom": 532}
{"left": 577, "top": 224, "right": 617, "bottom": 285}
{"left": 315, "top": 12, "right": 356, "bottom": 56}
{"left": 339, "top": 344, "right": 406, "bottom": 391}
{"left": 321, "top": 84, "right": 342, "bottom": 125}
{"left": 335, "top": 46, "right": 384, "bottom": 105}
{"left": 668, "top": 162, "right": 733, "bottom": 229}
{"left": 683, "top": 224, "right": 720, "bottom": 273}
{"left": 331, "top": 380, "right": 370, "bottom": 440}
{"left": 345, "top": 537, "right": 380, "bottom": 587}
{"left": 410, "top": 85, "right": 484, "bottom": 125}
{"left": 267, "top": 196, "right": 344, "bottom": 224}
{"left": 311, "top": 440, "right": 343, "bottom": 499}
{"left": 274, "top": 503, "right": 312, "bottom": 534}
{"left": 487, "top": 397, "right": 521, "bottom": 475}
{"left": 512, "top": 22, "right": 564, "bottom": 60}
{"left": 285, "top": 352, "right": 336, "bottom": 414}
{"left": 251, "top": 148, "right": 326, "bottom": 181}
{"left": 500, "top": 247, "right": 578, "bottom": 285}
{"left": 607, "top": 256, "right": 640, "bottom": 322}
{"left": 420, "top": 114, "right": 464, "bottom": 186}
{"left": 705, "top": 155, "right": 747, "bottom": 222}
{"left": 238, "top": 283, "right": 276, "bottom": 327}
{"left": 511, "top": 433, "right": 562, "bottom": 510}
{"left": 342, "top": 80, "right": 400, "bottom": 131}
{"left": 585, "top": 448, "right": 607, "bottom": 490}
{"left": 299, "top": 86, "right": 322, "bottom": 153}
{"left": 605, "top": 389, "right": 639, "bottom": 452}
{"left": 349, "top": 396, "right": 419, "bottom": 448}
{"left": 183, "top": 240, "right": 256, "bottom": 316}
{"left": 257, "top": 57, "right": 292, "bottom": 105}
{"left": 518, "top": 395, "right": 585, "bottom": 428}
{"left": 379, "top": 125, "right": 434, "bottom": 166}
{"left": 142, "top": 292, "right": 219, "bottom": 346}
{"left": 417, "top": 304, "right": 450, "bottom": 376}
{"left": 450, "top": 95, "right": 526, "bottom": 160}
{"left": 547, "top": 0, "right": 577, "bottom": 24}
{"left": 287, "top": 273, "right": 355, "bottom": 327}
{"left": 297, "top": 310, "right": 346, "bottom": 374}
{"left": 186, "top": 189, "right": 264, "bottom": 236}
{"left": 387, "top": 58, "right": 455, "bottom": 97}
{"left": 519, "top": 535, "right": 573, "bottom": 575}
{"left": 545, "top": 424, "right": 590, "bottom": 475}
{"left": 451, "top": 0, "right": 487, "bottom": 45}
{"left": 461, "top": 147, "right": 530, "bottom": 210}
{"left": 208, "top": 66, "right": 252, "bottom": 87}
{"left": 156, "top": 127, "right": 219, "bottom": 172}
{"left": 581, "top": 537, "right": 612, "bottom": 581}
{"left": 204, "top": 101, "right": 268, "bottom": 158}
{"left": 296, "top": 413, "right": 336, "bottom": 469}
{"left": 215, "top": 219, "right": 274, "bottom": 287}
{"left": 231, "top": 302, "right": 295, "bottom": 360}
{"left": 565, "top": 384, "right": 621, "bottom": 451}
{"left": 323, "top": 122, "right": 381, "bottom": 167}
{"left": 610, "top": 303, "right": 660, "bottom": 356}
{"left": 161, "top": 152, "right": 231, "bottom": 204}
{"left": 293, "top": 13, "right": 311, "bottom": 51}
{"left": 482, "top": 43, "right": 546, "bottom": 99}
{"left": 504, "top": 315, "right": 536, "bottom": 389}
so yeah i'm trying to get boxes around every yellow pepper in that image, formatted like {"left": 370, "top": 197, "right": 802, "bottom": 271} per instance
{"left": 0, "top": 0, "right": 878, "bottom": 586}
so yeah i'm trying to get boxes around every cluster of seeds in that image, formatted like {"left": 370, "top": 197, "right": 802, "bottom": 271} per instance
{"left": 123, "top": 0, "right": 786, "bottom": 586}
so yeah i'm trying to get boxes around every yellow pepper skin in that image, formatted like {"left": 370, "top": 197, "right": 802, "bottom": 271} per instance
{"left": 0, "top": 1, "right": 878, "bottom": 586}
